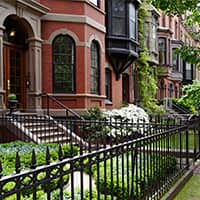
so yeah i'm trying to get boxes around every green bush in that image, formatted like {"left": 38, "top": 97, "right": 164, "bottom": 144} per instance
{"left": 91, "top": 153, "right": 177, "bottom": 199}
{"left": 0, "top": 141, "right": 78, "bottom": 198}
{"left": 173, "top": 98, "right": 196, "bottom": 114}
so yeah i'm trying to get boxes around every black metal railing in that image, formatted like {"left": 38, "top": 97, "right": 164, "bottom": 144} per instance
{"left": 172, "top": 100, "right": 191, "bottom": 115}
{"left": 41, "top": 93, "right": 84, "bottom": 120}
{"left": 0, "top": 115, "right": 199, "bottom": 199}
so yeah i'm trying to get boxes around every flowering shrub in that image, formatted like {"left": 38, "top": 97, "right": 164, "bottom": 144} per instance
{"left": 103, "top": 104, "right": 149, "bottom": 123}
{"left": 102, "top": 104, "right": 149, "bottom": 137}
{"left": 83, "top": 105, "right": 149, "bottom": 141}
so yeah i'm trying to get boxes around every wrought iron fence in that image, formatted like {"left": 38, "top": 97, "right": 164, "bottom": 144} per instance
{"left": 0, "top": 114, "right": 199, "bottom": 199}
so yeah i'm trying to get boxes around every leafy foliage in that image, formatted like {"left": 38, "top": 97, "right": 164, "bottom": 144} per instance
{"left": 1, "top": 142, "right": 79, "bottom": 199}
{"left": 136, "top": 1, "right": 164, "bottom": 114}
{"left": 173, "top": 98, "right": 196, "bottom": 114}
{"left": 152, "top": 0, "right": 200, "bottom": 67}
{"left": 151, "top": 0, "right": 199, "bottom": 14}
{"left": 179, "top": 80, "right": 200, "bottom": 111}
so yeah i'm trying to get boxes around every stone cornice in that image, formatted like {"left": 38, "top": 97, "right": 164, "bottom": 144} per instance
{"left": 16, "top": 0, "right": 50, "bottom": 15}
{"left": 42, "top": 13, "right": 106, "bottom": 33}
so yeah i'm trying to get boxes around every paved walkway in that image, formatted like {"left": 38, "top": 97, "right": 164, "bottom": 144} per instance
{"left": 193, "top": 160, "right": 200, "bottom": 174}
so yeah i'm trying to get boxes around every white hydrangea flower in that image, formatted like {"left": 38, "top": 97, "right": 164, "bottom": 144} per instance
{"left": 102, "top": 104, "right": 149, "bottom": 138}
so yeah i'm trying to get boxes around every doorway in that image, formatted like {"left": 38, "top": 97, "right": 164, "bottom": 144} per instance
{"left": 3, "top": 15, "right": 28, "bottom": 109}
{"left": 122, "top": 73, "right": 130, "bottom": 104}
{"left": 4, "top": 45, "right": 26, "bottom": 109}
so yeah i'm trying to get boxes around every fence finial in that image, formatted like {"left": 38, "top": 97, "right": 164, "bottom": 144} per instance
{"left": 31, "top": 149, "right": 37, "bottom": 169}
{"left": 15, "top": 152, "right": 21, "bottom": 174}
{"left": 46, "top": 146, "right": 50, "bottom": 165}
{"left": 58, "top": 144, "right": 63, "bottom": 161}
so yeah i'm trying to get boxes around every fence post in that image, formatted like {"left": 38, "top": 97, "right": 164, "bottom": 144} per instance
{"left": 186, "top": 130, "right": 189, "bottom": 169}
{"left": 47, "top": 95, "right": 50, "bottom": 116}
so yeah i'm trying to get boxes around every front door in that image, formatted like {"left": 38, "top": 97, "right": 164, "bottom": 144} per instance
{"left": 4, "top": 45, "right": 26, "bottom": 109}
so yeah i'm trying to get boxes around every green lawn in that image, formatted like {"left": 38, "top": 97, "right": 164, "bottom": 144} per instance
{"left": 158, "top": 132, "right": 195, "bottom": 150}
{"left": 174, "top": 175, "right": 200, "bottom": 200}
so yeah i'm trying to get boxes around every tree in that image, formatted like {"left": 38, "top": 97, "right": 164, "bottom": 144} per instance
{"left": 151, "top": 0, "right": 200, "bottom": 67}
{"left": 179, "top": 80, "right": 200, "bottom": 111}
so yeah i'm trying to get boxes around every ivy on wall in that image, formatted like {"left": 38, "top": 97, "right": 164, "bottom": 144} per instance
{"left": 136, "top": 0, "right": 163, "bottom": 114}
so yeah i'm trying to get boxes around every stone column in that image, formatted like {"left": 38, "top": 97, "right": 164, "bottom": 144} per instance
{"left": 0, "top": 26, "right": 5, "bottom": 110}
{"left": 26, "top": 37, "right": 42, "bottom": 113}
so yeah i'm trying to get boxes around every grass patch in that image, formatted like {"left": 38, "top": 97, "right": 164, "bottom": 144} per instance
{"left": 174, "top": 175, "right": 200, "bottom": 200}
{"left": 155, "top": 132, "right": 195, "bottom": 150}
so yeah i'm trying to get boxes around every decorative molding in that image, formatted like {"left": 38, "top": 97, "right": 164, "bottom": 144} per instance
{"left": 44, "top": 28, "right": 87, "bottom": 47}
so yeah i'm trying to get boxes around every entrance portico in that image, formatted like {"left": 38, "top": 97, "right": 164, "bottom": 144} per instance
{"left": 0, "top": 0, "right": 49, "bottom": 112}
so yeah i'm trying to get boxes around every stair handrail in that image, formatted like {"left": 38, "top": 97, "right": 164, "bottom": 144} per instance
{"left": 172, "top": 101, "right": 191, "bottom": 115}
{"left": 41, "top": 93, "right": 84, "bottom": 121}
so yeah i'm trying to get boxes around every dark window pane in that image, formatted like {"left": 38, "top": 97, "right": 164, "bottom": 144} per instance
{"left": 112, "top": 18, "right": 126, "bottom": 35}
{"left": 158, "top": 38, "right": 166, "bottom": 64}
{"left": 112, "top": 0, "right": 126, "bottom": 35}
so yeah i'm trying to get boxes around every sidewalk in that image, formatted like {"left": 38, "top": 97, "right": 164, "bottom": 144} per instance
{"left": 174, "top": 161, "right": 200, "bottom": 200}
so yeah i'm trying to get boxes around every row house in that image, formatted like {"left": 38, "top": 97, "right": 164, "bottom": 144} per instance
{"left": 157, "top": 12, "right": 199, "bottom": 101}
{"left": 0, "top": 0, "right": 140, "bottom": 115}
{"left": 0, "top": 0, "right": 197, "bottom": 115}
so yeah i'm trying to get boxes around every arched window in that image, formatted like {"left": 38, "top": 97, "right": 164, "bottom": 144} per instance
{"left": 90, "top": 41, "right": 100, "bottom": 94}
{"left": 53, "top": 35, "right": 75, "bottom": 93}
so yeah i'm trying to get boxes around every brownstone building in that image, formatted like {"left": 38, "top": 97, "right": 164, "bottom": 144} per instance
{"left": 0, "top": 0, "right": 140, "bottom": 115}
{"left": 157, "top": 13, "right": 199, "bottom": 101}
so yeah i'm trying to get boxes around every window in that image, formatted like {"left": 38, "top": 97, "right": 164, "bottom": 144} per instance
{"left": 105, "top": 68, "right": 112, "bottom": 101}
{"left": 89, "top": 0, "right": 99, "bottom": 6}
{"left": 169, "top": 83, "right": 173, "bottom": 98}
{"left": 90, "top": 41, "right": 100, "bottom": 94}
{"left": 53, "top": 35, "right": 75, "bottom": 93}
{"left": 185, "top": 63, "right": 192, "bottom": 80}
{"left": 112, "top": 0, "right": 126, "bottom": 36}
{"left": 129, "top": 3, "right": 136, "bottom": 40}
{"left": 169, "top": 16, "right": 172, "bottom": 29}
{"left": 162, "top": 15, "right": 165, "bottom": 26}
{"left": 175, "top": 86, "right": 178, "bottom": 98}
{"left": 152, "top": 17, "right": 157, "bottom": 51}
{"left": 175, "top": 21, "right": 178, "bottom": 39}
{"left": 158, "top": 38, "right": 166, "bottom": 64}
{"left": 172, "top": 48, "right": 179, "bottom": 71}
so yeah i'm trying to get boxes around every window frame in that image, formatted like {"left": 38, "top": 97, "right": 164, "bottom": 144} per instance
{"left": 129, "top": 3, "right": 137, "bottom": 40}
{"left": 52, "top": 35, "right": 76, "bottom": 93}
{"left": 90, "top": 41, "right": 100, "bottom": 95}
{"left": 111, "top": 0, "right": 126, "bottom": 36}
